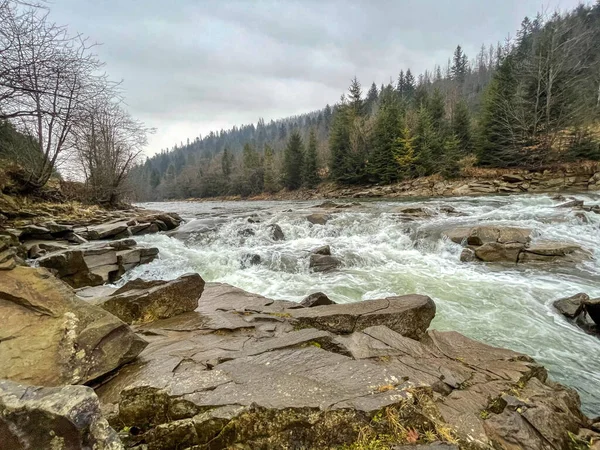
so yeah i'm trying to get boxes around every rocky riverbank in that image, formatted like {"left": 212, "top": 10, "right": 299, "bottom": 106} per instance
{"left": 1, "top": 198, "right": 600, "bottom": 449}
{"left": 183, "top": 164, "right": 600, "bottom": 203}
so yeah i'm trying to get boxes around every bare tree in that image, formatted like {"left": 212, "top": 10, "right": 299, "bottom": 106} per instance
{"left": 75, "top": 97, "right": 153, "bottom": 205}
{"left": 0, "top": 2, "right": 112, "bottom": 191}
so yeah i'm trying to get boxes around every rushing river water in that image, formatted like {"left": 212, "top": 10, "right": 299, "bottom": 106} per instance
{"left": 127, "top": 193, "right": 600, "bottom": 415}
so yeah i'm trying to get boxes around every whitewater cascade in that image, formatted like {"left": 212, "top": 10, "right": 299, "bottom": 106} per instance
{"left": 127, "top": 193, "right": 600, "bottom": 415}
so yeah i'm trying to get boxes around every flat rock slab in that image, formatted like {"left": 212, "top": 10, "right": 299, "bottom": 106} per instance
{"left": 289, "top": 295, "right": 436, "bottom": 339}
{"left": 90, "top": 282, "right": 589, "bottom": 449}
{"left": 0, "top": 266, "right": 147, "bottom": 386}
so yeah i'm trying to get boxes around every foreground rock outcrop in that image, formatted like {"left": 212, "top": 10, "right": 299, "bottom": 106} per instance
{"left": 0, "top": 379, "right": 123, "bottom": 450}
{"left": 85, "top": 282, "right": 594, "bottom": 450}
{"left": 79, "top": 273, "right": 206, "bottom": 325}
{"left": 0, "top": 266, "right": 147, "bottom": 386}
{"left": 445, "top": 225, "right": 592, "bottom": 264}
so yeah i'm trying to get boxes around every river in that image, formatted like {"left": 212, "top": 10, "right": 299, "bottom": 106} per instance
{"left": 126, "top": 193, "right": 600, "bottom": 415}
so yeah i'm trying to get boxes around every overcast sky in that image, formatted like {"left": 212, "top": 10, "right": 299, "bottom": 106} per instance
{"left": 48, "top": 0, "right": 584, "bottom": 156}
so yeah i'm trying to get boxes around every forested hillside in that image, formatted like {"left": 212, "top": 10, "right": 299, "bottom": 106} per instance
{"left": 130, "top": 3, "right": 600, "bottom": 201}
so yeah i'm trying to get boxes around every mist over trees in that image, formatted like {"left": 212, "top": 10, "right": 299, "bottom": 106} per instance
{"left": 0, "top": 0, "right": 150, "bottom": 205}
{"left": 128, "top": 2, "right": 600, "bottom": 201}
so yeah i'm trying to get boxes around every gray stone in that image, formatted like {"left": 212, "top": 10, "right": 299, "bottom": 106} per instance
{"left": 300, "top": 292, "right": 335, "bottom": 307}
{"left": 475, "top": 242, "right": 524, "bottom": 263}
{"left": 307, "top": 213, "right": 330, "bottom": 225}
{"left": 554, "top": 293, "right": 589, "bottom": 318}
{"left": 460, "top": 248, "right": 476, "bottom": 262}
{"left": 289, "top": 295, "right": 435, "bottom": 339}
{"left": 0, "top": 266, "right": 147, "bottom": 386}
{"left": 91, "top": 273, "right": 205, "bottom": 325}
{"left": 87, "top": 222, "right": 129, "bottom": 240}
{"left": 312, "top": 245, "right": 331, "bottom": 256}
{"left": 268, "top": 223, "right": 285, "bottom": 241}
{"left": 0, "top": 379, "right": 123, "bottom": 450}
{"left": 556, "top": 200, "right": 584, "bottom": 208}
{"left": 309, "top": 254, "right": 342, "bottom": 272}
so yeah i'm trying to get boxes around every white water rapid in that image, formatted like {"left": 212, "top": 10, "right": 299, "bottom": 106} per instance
{"left": 126, "top": 193, "right": 600, "bottom": 415}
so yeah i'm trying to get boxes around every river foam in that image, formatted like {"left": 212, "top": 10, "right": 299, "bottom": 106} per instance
{"left": 127, "top": 193, "right": 600, "bottom": 415}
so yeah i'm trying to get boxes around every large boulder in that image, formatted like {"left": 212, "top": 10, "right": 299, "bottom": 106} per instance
{"left": 0, "top": 266, "right": 147, "bottom": 386}
{"left": 88, "top": 273, "right": 206, "bottom": 325}
{"left": 0, "top": 379, "right": 123, "bottom": 450}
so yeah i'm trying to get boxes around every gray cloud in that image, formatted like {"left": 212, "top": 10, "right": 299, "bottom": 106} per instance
{"left": 48, "top": 0, "right": 584, "bottom": 154}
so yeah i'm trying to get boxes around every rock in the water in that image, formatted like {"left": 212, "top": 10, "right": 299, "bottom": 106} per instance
{"left": 307, "top": 213, "right": 330, "bottom": 225}
{"left": 0, "top": 379, "right": 123, "bottom": 450}
{"left": 444, "top": 226, "right": 531, "bottom": 245}
{"left": 309, "top": 254, "right": 342, "bottom": 272}
{"left": 0, "top": 266, "right": 147, "bottom": 386}
{"left": 241, "top": 253, "right": 261, "bottom": 268}
{"left": 89, "top": 273, "right": 205, "bottom": 325}
{"left": 391, "top": 206, "right": 434, "bottom": 217}
{"left": 238, "top": 228, "right": 255, "bottom": 237}
{"left": 300, "top": 292, "right": 335, "bottom": 307}
{"left": 475, "top": 242, "right": 524, "bottom": 263}
{"left": 290, "top": 295, "right": 435, "bottom": 339}
{"left": 583, "top": 297, "right": 600, "bottom": 327}
{"left": 554, "top": 293, "right": 589, "bottom": 318}
{"left": 312, "top": 245, "right": 331, "bottom": 256}
{"left": 556, "top": 199, "right": 584, "bottom": 208}
{"left": 519, "top": 241, "right": 591, "bottom": 263}
{"left": 460, "top": 248, "right": 476, "bottom": 262}
{"left": 268, "top": 223, "right": 285, "bottom": 241}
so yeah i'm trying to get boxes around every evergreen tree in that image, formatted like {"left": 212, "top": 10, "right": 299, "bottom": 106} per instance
{"left": 348, "top": 77, "right": 363, "bottom": 115}
{"left": 452, "top": 99, "right": 472, "bottom": 153}
{"left": 478, "top": 56, "right": 521, "bottom": 167}
{"left": 451, "top": 45, "right": 468, "bottom": 84}
{"left": 304, "top": 129, "right": 320, "bottom": 188}
{"left": 404, "top": 69, "right": 416, "bottom": 99}
{"left": 329, "top": 104, "right": 352, "bottom": 182}
{"left": 283, "top": 131, "right": 304, "bottom": 190}
{"left": 221, "top": 148, "right": 233, "bottom": 178}
{"left": 369, "top": 95, "right": 401, "bottom": 183}
{"left": 413, "top": 107, "right": 437, "bottom": 176}
{"left": 396, "top": 70, "right": 405, "bottom": 98}
{"left": 393, "top": 125, "right": 417, "bottom": 179}
{"left": 365, "top": 82, "right": 379, "bottom": 114}
{"left": 150, "top": 169, "right": 161, "bottom": 188}
{"left": 440, "top": 135, "right": 462, "bottom": 179}
{"left": 428, "top": 88, "right": 446, "bottom": 132}
{"left": 263, "top": 144, "right": 278, "bottom": 193}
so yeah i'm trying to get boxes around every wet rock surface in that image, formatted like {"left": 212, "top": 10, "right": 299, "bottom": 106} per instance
{"left": 554, "top": 293, "right": 600, "bottom": 335}
{"left": 85, "top": 282, "right": 592, "bottom": 450}
{"left": 0, "top": 266, "right": 147, "bottom": 386}
{"left": 0, "top": 379, "right": 123, "bottom": 450}
{"left": 444, "top": 225, "right": 591, "bottom": 265}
